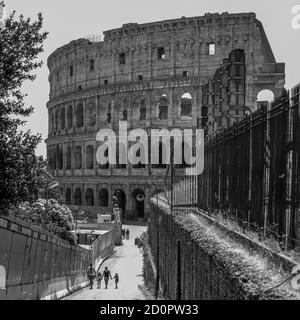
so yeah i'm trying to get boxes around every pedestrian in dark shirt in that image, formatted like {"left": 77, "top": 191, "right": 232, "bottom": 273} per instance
{"left": 103, "top": 266, "right": 112, "bottom": 289}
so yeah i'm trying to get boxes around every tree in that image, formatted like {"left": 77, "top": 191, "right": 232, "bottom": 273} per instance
{"left": 0, "top": 2, "right": 48, "bottom": 214}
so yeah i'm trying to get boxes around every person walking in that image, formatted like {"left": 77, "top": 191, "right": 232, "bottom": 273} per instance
{"left": 103, "top": 266, "right": 112, "bottom": 289}
{"left": 112, "top": 273, "right": 119, "bottom": 289}
{"left": 125, "top": 228, "right": 130, "bottom": 240}
{"left": 97, "top": 271, "right": 102, "bottom": 289}
{"left": 87, "top": 263, "right": 96, "bottom": 289}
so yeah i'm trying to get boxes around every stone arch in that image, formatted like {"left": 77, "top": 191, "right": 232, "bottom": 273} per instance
{"left": 74, "top": 188, "right": 82, "bottom": 206}
{"left": 55, "top": 108, "right": 59, "bottom": 130}
{"left": 180, "top": 92, "right": 192, "bottom": 117}
{"left": 75, "top": 146, "right": 82, "bottom": 169}
{"left": 57, "top": 144, "right": 63, "bottom": 170}
{"left": 85, "top": 188, "right": 94, "bottom": 206}
{"left": 131, "top": 188, "right": 145, "bottom": 218}
{"left": 87, "top": 102, "right": 96, "bottom": 127}
{"left": 98, "top": 144, "right": 109, "bottom": 169}
{"left": 113, "top": 189, "right": 126, "bottom": 210}
{"left": 65, "top": 187, "right": 72, "bottom": 205}
{"left": 158, "top": 94, "right": 168, "bottom": 120}
{"left": 66, "top": 146, "right": 71, "bottom": 170}
{"left": 139, "top": 98, "right": 146, "bottom": 120}
{"left": 75, "top": 103, "right": 84, "bottom": 128}
{"left": 256, "top": 89, "right": 275, "bottom": 111}
{"left": 67, "top": 105, "right": 73, "bottom": 129}
{"left": 60, "top": 106, "right": 65, "bottom": 129}
{"left": 86, "top": 145, "right": 94, "bottom": 169}
{"left": 106, "top": 102, "right": 112, "bottom": 124}
{"left": 98, "top": 188, "right": 108, "bottom": 207}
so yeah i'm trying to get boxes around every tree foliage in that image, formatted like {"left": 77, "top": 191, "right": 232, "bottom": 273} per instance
{"left": 0, "top": 2, "right": 48, "bottom": 213}
{"left": 13, "top": 199, "right": 76, "bottom": 244}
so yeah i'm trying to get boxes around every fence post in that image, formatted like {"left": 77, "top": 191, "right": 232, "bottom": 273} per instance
{"left": 263, "top": 107, "right": 271, "bottom": 237}
{"left": 247, "top": 114, "right": 253, "bottom": 227}
{"left": 286, "top": 93, "right": 294, "bottom": 249}
{"left": 176, "top": 239, "right": 181, "bottom": 300}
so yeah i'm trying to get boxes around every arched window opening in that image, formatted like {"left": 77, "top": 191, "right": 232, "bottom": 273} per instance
{"left": 55, "top": 109, "right": 59, "bottom": 130}
{"left": 76, "top": 103, "right": 84, "bottom": 128}
{"left": 85, "top": 188, "right": 94, "bottom": 206}
{"left": 74, "top": 188, "right": 82, "bottom": 206}
{"left": 87, "top": 103, "right": 96, "bottom": 127}
{"left": 90, "top": 59, "right": 95, "bottom": 72}
{"left": 60, "top": 106, "right": 65, "bottom": 129}
{"left": 65, "top": 188, "right": 72, "bottom": 205}
{"left": 66, "top": 146, "right": 71, "bottom": 170}
{"left": 180, "top": 93, "right": 192, "bottom": 117}
{"left": 98, "top": 146, "right": 109, "bottom": 169}
{"left": 99, "top": 189, "right": 108, "bottom": 207}
{"left": 86, "top": 145, "right": 94, "bottom": 169}
{"left": 106, "top": 102, "right": 111, "bottom": 124}
{"left": 122, "top": 109, "right": 127, "bottom": 121}
{"left": 256, "top": 89, "right": 275, "bottom": 111}
{"left": 75, "top": 146, "right": 82, "bottom": 169}
{"left": 67, "top": 105, "right": 73, "bottom": 129}
{"left": 131, "top": 189, "right": 145, "bottom": 218}
{"left": 139, "top": 99, "right": 146, "bottom": 121}
{"left": 159, "top": 95, "right": 168, "bottom": 120}
{"left": 132, "top": 143, "right": 145, "bottom": 169}
{"left": 57, "top": 145, "right": 63, "bottom": 170}
{"left": 52, "top": 147, "right": 57, "bottom": 170}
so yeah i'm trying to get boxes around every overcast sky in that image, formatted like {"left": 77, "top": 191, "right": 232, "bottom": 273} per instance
{"left": 6, "top": 0, "right": 300, "bottom": 156}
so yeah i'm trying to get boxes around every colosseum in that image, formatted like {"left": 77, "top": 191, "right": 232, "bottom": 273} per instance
{"left": 46, "top": 12, "right": 285, "bottom": 221}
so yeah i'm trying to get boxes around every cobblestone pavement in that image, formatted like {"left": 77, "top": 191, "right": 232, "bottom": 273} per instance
{"left": 64, "top": 225, "right": 148, "bottom": 300}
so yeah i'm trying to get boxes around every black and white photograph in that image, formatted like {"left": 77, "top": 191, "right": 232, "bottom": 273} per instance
{"left": 0, "top": 0, "right": 300, "bottom": 312}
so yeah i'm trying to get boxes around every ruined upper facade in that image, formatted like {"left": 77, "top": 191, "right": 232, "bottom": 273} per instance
{"left": 46, "top": 12, "right": 285, "bottom": 220}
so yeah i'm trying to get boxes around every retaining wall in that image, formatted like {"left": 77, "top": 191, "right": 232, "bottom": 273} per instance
{"left": 0, "top": 215, "right": 113, "bottom": 300}
{"left": 148, "top": 199, "right": 300, "bottom": 300}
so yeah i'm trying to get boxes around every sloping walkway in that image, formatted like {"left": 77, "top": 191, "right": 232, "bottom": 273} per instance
{"left": 64, "top": 225, "right": 149, "bottom": 300}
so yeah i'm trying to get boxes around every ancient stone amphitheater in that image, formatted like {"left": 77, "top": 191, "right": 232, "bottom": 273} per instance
{"left": 46, "top": 12, "right": 285, "bottom": 220}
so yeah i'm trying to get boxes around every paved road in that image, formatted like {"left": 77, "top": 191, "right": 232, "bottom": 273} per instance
{"left": 64, "top": 225, "right": 149, "bottom": 300}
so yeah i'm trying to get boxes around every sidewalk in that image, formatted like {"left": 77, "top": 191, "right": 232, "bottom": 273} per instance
{"left": 63, "top": 225, "right": 149, "bottom": 300}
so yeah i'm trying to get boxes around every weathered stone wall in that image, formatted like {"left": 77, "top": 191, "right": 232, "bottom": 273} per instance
{"left": 148, "top": 199, "right": 299, "bottom": 300}
{"left": 46, "top": 12, "right": 285, "bottom": 220}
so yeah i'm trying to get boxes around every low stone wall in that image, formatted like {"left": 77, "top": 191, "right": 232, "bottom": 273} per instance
{"left": 148, "top": 199, "right": 300, "bottom": 300}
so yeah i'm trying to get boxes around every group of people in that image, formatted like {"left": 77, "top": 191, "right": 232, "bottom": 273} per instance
{"left": 122, "top": 228, "right": 130, "bottom": 240}
{"left": 87, "top": 264, "right": 119, "bottom": 290}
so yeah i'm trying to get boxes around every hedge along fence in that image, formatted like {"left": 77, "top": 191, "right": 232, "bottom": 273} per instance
{"left": 148, "top": 199, "right": 300, "bottom": 300}
{"left": 0, "top": 214, "right": 91, "bottom": 300}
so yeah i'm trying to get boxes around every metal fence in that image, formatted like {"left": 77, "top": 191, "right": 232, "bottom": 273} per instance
{"left": 0, "top": 215, "right": 91, "bottom": 299}
{"left": 167, "top": 85, "right": 300, "bottom": 250}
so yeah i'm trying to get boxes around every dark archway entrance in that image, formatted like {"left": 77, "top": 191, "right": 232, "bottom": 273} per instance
{"left": 132, "top": 189, "right": 145, "bottom": 219}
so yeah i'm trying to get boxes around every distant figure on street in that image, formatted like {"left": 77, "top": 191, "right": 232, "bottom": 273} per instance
{"left": 126, "top": 228, "right": 130, "bottom": 240}
{"left": 97, "top": 271, "right": 102, "bottom": 289}
{"left": 122, "top": 228, "right": 125, "bottom": 239}
{"left": 103, "top": 266, "right": 112, "bottom": 289}
{"left": 112, "top": 273, "right": 119, "bottom": 289}
{"left": 87, "top": 263, "right": 96, "bottom": 289}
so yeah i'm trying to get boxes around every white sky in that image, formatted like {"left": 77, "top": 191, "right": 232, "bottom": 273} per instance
{"left": 6, "top": 0, "right": 300, "bottom": 157}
